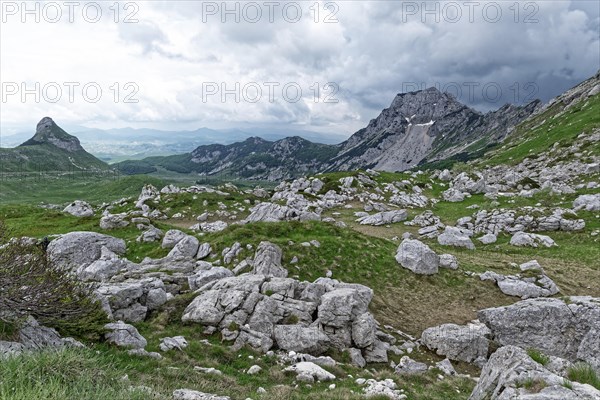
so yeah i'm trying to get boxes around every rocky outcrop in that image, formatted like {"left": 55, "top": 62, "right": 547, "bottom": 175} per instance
{"left": 357, "top": 210, "right": 408, "bottom": 226}
{"left": 395, "top": 239, "right": 439, "bottom": 275}
{"left": 244, "top": 202, "right": 320, "bottom": 223}
{"left": 469, "top": 346, "right": 600, "bottom": 400}
{"left": 437, "top": 226, "right": 475, "bottom": 250}
{"left": 510, "top": 232, "right": 556, "bottom": 248}
{"left": 181, "top": 274, "right": 384, "bottom": 362}
{"left": 104, "top": 321, "right": 147, "bottom": 349}
{"left": 463, "top": 208, "right": 585, "bottom": 236}
{"left": 478, "top": 297, "right": 600, "bottom": 372}
{"left": 480, "top": 261, "right": 560, "bottom": 299}
{"left": 63, "top": 200, "right": 94, "bottom": 217}
{"left": 421, "top": 322, "right": 490, "bottom": 363}
{"left": 252, "top": 242, "right": 287, "bottom": 278}
{"left": 47, "top": 232, "right": 126, "bottom": 271}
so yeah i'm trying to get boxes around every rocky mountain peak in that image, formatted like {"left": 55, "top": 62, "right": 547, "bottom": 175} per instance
{"left": 20, "top": 117, "right": 84, "bottom": 153}
{"left": 388, "top": 87, "right": 471, "bottom": 125}
{"left": 36, "top": 117, "right": 58, "bottom": 134}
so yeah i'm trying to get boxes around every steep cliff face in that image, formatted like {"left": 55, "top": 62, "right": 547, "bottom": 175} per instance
{"left": 327, "top": 88, "right": 541, "bottom": 172}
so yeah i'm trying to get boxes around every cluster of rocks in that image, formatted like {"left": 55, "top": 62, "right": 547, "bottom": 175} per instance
{"left": 357, "top": 378, "right": 407, "bottom": 399}
{"left": 458, "top": 207, "right": 585, "bottom": 235}
{"left": 479, "top": 296, "right": 600, "bottom": 372}
{"left": 404, "top": 210, "right": 445, "bottom": 240}
{"left": 421, "top": 296, "right": 600, "bottom": 370}
{"left": 181, "top": 265, "right": 394, "bottom": 366}
{"left": 104, "top": 321, "right": 190, "bottom": 360}
{"left": 255, "top": 171, "right": 437, "bottom": 226}
{"left": 0, "top": 317, "right": 84, "bottom": 359}
{"left": 440, "top": 172, "right": 488, "bottom": 202}
{"left": 479, "top": 260, "right": 560, "bottom": 299}
{"left": 417, "top": 296, "right": 600, "bottom": 398}
{"left": 436, "top": 127, "right": 599, "bottom": 202}
{"left": 470, "top": 345, "right": 600, "bottom": 400}
{"left": 43, "top": 229, "right": 401, "bottom": 368}
{"left": 356, "top": 209, "right": 408, "bottom": 226}
{"left": 46, "top": 230, "right": 210, "bottom": 322}
{"left": 509, "top": 231, "right": 557, "bottom": 248}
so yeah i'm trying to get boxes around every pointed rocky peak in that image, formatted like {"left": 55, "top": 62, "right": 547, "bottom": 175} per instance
{"left": 20, "top": 117, "right": 84, "bottom": 153}
{"left": 387, "top": 87, "right": 474, "bottom": 124}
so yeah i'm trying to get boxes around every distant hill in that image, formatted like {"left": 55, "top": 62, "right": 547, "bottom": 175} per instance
{"left": 116, "top": 136, "right": 339, "bottom": 180}
{"left": 0, "top": 117, "right": 108, "bottom": 173}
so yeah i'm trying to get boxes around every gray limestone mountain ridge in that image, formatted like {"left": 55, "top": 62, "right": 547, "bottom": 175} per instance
{"left": 325, "top": 87, "right": 543, "bottom": 172}
{"left": 111, "top": 76, "right": 572, "bottom": 179}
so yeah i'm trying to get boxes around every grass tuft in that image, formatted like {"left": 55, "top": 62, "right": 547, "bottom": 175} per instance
{"left": 527, "top": 348, "right": 550, "bottom": 366}
{"left": 567, "top": 363, "right": 600, "bottom": 390}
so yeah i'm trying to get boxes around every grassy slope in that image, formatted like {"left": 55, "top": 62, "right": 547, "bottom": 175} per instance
{"left": 418, "top": 92, "right": 600, "bottom": 172}
{"left": 0, "top": 175, "right": 167, "bottom": 205}
{"left": 0, "top": 143, "right": 108, "bottom": 172}
{"left": 2, "top": 184, "right": 597, "bottom": 398}
{"left": 1, "top": 172, "right": 599, "bottom": 399}
{"left": 0, "top": 343, "right": 474, "bottom": 400}
{"left": 480, "top": 93, "right": 600, "bottom": 167}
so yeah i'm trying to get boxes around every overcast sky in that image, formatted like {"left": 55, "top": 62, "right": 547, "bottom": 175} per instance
{"left": 1, "top": 0, "right": 599, "bottom": 140}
